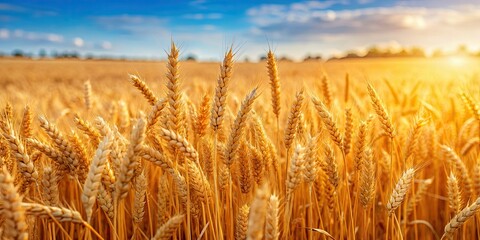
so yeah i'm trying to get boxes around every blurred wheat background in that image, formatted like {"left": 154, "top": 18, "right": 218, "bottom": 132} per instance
{"left": 0, "top": 45, "right": 479, "bottom": 240}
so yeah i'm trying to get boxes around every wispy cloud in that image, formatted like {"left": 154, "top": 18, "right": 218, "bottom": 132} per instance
{"left": 0, "top": 29, "right": 9, "bottom": 39}
{"left": 100, "top": 41, "right": 112, "bottom": 50}
{"left": 0, "top": 3, "right": 56, "bottom": 16}
{"left": 0, "top": 3, "right": 25, "bottom": 12}
{"left": 247, "top": 4, "right": 480, "bottom": 39}
{"left": 357, "top": 0, "right": 374, "bottom": 4}
{"left": 0, "top": 28, "right": 64, "bottom": 43}
{"left": 93, "top": 15, "right": 168, "bottom": 35}
{"left": 0, "top": 15, "right": 12, "bottom": 21}
{"left": 189, "top": 0, "right": 208, "bottom": 10}
{"left": 244, "top": 2, "right": 480, "bottom": 58}
{"left": 183, "top": 13, "right": 222, "bottom": 20}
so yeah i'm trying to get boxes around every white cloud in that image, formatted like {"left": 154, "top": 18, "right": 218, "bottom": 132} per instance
{"left": 0, "top": 3, "right": 56, "bottom": 16}
{"left": 203, "top": 24, "right": 216, "bottom": 31}
{"left": 244, "top": 3, "right": 480, "bottom": 59}
{"left": 183, "top": 13, "right": 222, "bottom": 20}
{"left": 401, "top": 15, "right": 426, "bottom": 29}
{"left": 46, "top": 34, "right": 63, "bottom": 42}
{"left": 0, "top": 3, "right": 25, "bottom": 12}
{"left": 73, "top": 37, "right": 84, "bottom": 47}
{"left": 189, "top": 0, "right": 208, "bottom": 9}
{"left": 101, "top": 41, "right": 112, "bottom": 50}
{"left": 247, "top": 4, "right": 480, "bottom": 38}
{"left": 358, "top": 0, "right": 374, "bottom": 4}
{"left": 7, "top": 29, "right": 63, "bottom": 43}
{"left": 0, "top": 28, "right": 9, "bottom": 39}
{"left": 93, "top": 15, "right": 168, "bottom": 36}
{"left": 0, "top": 15, "right": 12, "bottom": 21}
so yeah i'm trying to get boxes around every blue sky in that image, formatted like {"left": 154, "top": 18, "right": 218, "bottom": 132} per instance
{"left": 1, "top": 0, "right": 479, "bottom": 60}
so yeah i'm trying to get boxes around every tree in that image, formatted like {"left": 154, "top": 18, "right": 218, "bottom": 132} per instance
{"left": 185, "top": 54, "right": 197, "bottom": 61}
{"left": 39, "top": 49, "right": 47, "bottom": 58}
{"left": 12, "top": 49, "right": 24, "bottom": 57}
{"left": 365, "top": 46, "right": 382, "bottom": 58}
{"left": 410, "top": 47, "right": 425, "bottom": 57}
{"left": 457, "top": 44, "right": 468, "bottom": 55}
{"left": 432, "top": 49, "right": 444, "bottom": 58}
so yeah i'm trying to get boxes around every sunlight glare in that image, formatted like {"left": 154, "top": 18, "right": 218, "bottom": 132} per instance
{"left": 447, "top": 56, "right": 467, "bottom": 67}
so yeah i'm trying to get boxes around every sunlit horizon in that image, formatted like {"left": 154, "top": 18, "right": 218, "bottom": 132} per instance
{"left": 1, "top": 0, "right": 480, "bottom": 60}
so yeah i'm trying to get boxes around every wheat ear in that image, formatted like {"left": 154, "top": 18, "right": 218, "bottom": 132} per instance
{"left": 360, "top": 148, "right": 375, "bottom": 208}
{"left": 441, "top": 145, "right": 473, "bottom": 199}
{"left": 447, "top": 173, "right": 463, "bottom": 214}
{"left": 386, "top": 168, "right": 415, "bottom": 215}
{"left": 116, "top": 117, "right": 146, "bottom": 201}
{"left": 343, "top": 107, "right": 353, "bottom": 155}
{"left": 133, "top": 170, "right": 147, "bottom": 223}
{"left": 165, "top": 42, "right": 186, "bottom": 135}
{"left": 84, "top": 80, "right": 92, "bottom": 111}
{"left": 152, "top": 214, "right": 185, "bottom": 240}
{"left": 82, "top": 134, "right": 112, "bottom": 223}
{"left": 224, "top": 88, "right": 258, "bottom": 167}
{"left": 129, "top": 74, "right": 159, "bottom": 106}
{"left": 211, "top": 47, "right": 234, "bottom": 132}
{"left": 236, "top": 204, "right": 250, "bottom": 240}
{"left": 286, "top": 145, "right": 305, "bottom": 196}
{"left": 312, "top": 97, "right": 343, "bottom": 150}
{"left": 22, "top": 202, "right": 83, "bottom": 223}
{"left": 159, "top": 128, "right": 199, "bottom": 162}
{"left": 0, "top": 167, "right": 28, "bottom": 240}
{"left": 442, "top": 197, "right": 480, "bottom": 240}
{"left": 19, "top": 105, "right": 33, "bottom": 140}
{"left": 247, "top": 184, "right": 270, "bottom": 240}
{"left": 267, "top": 50, "right": 281, "bottom": 118}
{"left": 284, "top": 89, "right": 304, "bottom": 151}
{"left": 74, "top": 115, "right": 102, "bottom": 147}
{"left": 265, "top": 195, "right": 279, "bottom": 240}
{"left": 367, "top": 83, "right": 395, "bottom": 138}
{"left": 2, "top": 129, "right": 38, "bottom": 188}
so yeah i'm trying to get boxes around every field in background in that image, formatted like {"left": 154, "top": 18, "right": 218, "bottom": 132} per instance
{"left": 1, "top": 57, "right": 478, "bottom": 114}
{"left": 0, "top": 55, "right": 479, "bottom": 240}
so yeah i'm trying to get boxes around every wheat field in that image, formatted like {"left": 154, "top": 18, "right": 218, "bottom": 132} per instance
{"left": 0, "top": 44, "right": 479, "bottom": 240}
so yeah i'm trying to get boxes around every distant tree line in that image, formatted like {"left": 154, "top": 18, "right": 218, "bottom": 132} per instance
{"left": 1, "top": 44, "right": 479, "bottom": 62}
{"left": 0, "top": 49, "right": 201, "bottom": 62}
{"left": 332, "top": 44, "right": 480, "bottom": 60}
